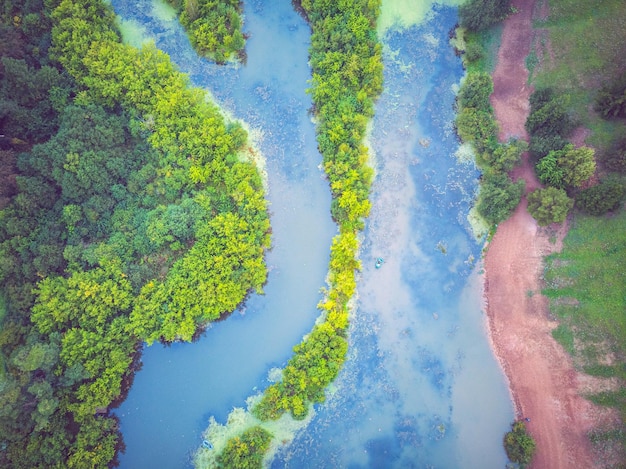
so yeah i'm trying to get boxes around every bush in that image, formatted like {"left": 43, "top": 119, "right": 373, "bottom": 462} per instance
{"left": 480, "top": 138, "right": 526, "bottom": 172}
{"left": 595, "top": 74, "right": 626, "bottom": 119}
{"left": 504, "top": 420, "right": 536, "bottom": 465}
{"left": 575, "top": 176, "right": 626, "bottom": 215}
{"left": 529, "top": 134, "right": 567, "bottom": 161}
{"left": 526, "top": 89, "right": 575, "bottom": 138}
{"left": 216, "top": 426, "right": 272, "bottom": 469}
{"left": 477, "top": 172, "right": 524, "bottom": 224}
{"left": 456, "top": 107, "right": 499, "bottom": 152}
{"left": 457, "top": 72, "right": 493, "bottom": 112}
{"left": 459, "top": 0, "right": 512, "bottom": 32}
{"left": 527, "top": 187, "right": 573, "bottom": 226}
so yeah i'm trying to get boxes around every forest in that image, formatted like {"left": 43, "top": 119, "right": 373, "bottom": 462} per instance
{"left": 0, "top": 0, "right": 268, "bottom": 466}
{"left": 2, "top": 0, "right": 625, "bottom": 466}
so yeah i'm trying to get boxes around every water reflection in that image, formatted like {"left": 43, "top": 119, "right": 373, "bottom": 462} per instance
{"left": 110, "top": 1, "right": 335, "bottom": 468}
{"left": 274, "top": 7, "right": 513, "bottom": 468}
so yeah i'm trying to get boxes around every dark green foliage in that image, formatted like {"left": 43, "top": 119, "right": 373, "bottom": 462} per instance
{"left": 503, "top": 420, "right": 536, "bottom": 465}
{"left": 527, "top": 186, "right": 573, "bottom": 225}
{"left": 477, "top": 172, "right": 524, "bottom": 224}
{"left": 526, "top": 88, "right": 575, "bottom": 138}
{"left": 456, "top": 107, "right": 498, "bottom": 152}
{"left": 595, "top": 74, "right": 626, "bottom": 118}
{"left": 575, "top": 176, "right": 626, "bottom": 215}
{"left": 457, "top": 71, "right": 493, "bottom": 111}
{"left": 216, "top": 426, "right": 272, "bottom": 469}
{"left": 480, "top": 138, "right": 526, "bottom": 172}
{"left": 0, "top": 0, "right": 270, "bottom": 466}
{"left": 602, "top": 138, "right": 626, "bottom": 173}
{"left": 459, "top": 0, "right": 512, "bottom": 32}
{"left": 529, "top": 134, "right": 567, "bottom": 160}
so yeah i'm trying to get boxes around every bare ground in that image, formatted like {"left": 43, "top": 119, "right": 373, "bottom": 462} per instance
{"left": 484, "top": 0, "right": 612, "bottom": 467}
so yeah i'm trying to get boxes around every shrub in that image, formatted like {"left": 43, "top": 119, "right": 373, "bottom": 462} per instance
{"left": 481, "top": 138, "right": 526, "bottom": 172}
{"left": 527, "top": 187, "right": 573, "bottom": 226}
{"left": 216, "top": 426, "right": 272, "bottom": 469}
{"left": 503, "top": 420, "right": 536, "bottom": 465}
{"left": 575, "top": 176, "right": 626, "bottom": 215}
{"left": 529, "top": 134, "right": 567, "bottom": 161}
{"left": 459, "top": 0, "right": 512, "bottom": 32}
{"left": 456, "top": 107, "right": 499, "bottom": 153}
{"left": 477, "top": 172, "right": 524, "bottom": 224}
{"left": 457, "top": 72, "right": 493, "bottom": 112}
{"left": 526, "top": 89, "right": 575, "bottom": 138}
{"left": 595, "top": 74, "right": 626, "bottom": 119}
{"left": 602, "top": 139, "right": 626, "bottom": 173}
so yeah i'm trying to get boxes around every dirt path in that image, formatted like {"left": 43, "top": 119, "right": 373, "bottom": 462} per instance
{"left": 484, "top": 0, "right": 603, "bottom": 467}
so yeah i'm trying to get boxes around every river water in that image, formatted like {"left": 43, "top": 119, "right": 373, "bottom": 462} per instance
{"left": 110, "top": 1, "right": 513, "bottom": 468}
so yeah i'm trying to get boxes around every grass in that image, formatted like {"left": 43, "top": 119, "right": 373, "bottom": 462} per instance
{"left": 529, "top": 0, "right": 626, "bottom": 150}
{"left": 543, "top": 211, "right": 626, "bottom": 426}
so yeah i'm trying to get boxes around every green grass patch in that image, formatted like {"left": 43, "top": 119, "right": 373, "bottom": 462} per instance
{"left": 544, "top": 211, "right": 626, "bottom": 432}
{"left": 530, "top": 0, "right": 626, "bottom": 151}
{"left": 465, "top": 25, "right": 503, "bottom": 74}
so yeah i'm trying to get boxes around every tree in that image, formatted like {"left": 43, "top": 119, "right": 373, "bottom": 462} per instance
{"left": 216, "top": 426, "right": 272, "bottom": 469}
{"left": 482, "top": 139, "right": 526, "bottom": 172}
{"left": 575, "top": 177, "right": 626, "bottom": 215}
{"left": 557, "top": 144, "right": 596, "bottom": 188}
{"left": 504, "top": 420, "right": 536, "bottom": 465}
{"left": 457, "top": 72, "right": 493, "bottom": 112}
{"left": 459, "top": 0, "right": 512, "bottom": 31}
{"left": 477, "top": 172, "right": 525, "bottom": 225}
{"left": 527, "top": 187, "right": 573, "bottom": 226}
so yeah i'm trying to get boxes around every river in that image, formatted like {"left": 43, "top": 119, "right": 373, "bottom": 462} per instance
{"left": 110, "top": 1, "right": 514, "bottom": 468}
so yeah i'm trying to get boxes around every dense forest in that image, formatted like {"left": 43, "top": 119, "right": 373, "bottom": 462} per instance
{"left": 0, "top": 0, "right": 268, "bottom": 466}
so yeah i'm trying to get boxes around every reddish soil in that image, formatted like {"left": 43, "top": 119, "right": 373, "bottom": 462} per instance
{"left": 485, "top": 0, "right": 607, "bottom": 467}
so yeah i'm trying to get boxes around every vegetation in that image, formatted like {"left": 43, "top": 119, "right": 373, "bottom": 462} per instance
{"left": 0, "top": 0, "right": 269, "bottom": 466}
{"left": 454, "top": 59, "right": 524, "bottom": 226}
{"left": 503, "top": 420, "right": 536, "bottom": 466}
{"left": 459, "top": 0, "right": 512, "bottom": 32}
{"left": 544, "top": 212, "right": 626, "bottom": 425}
{"left": 213, "top": 0, "right": 383, "bottom": 462}
{"left": 215, "top": 426, "right": 272, "bottom": 469}
{"left": 530, "top": 0, "right": 626, "bottom": 459}
{"left": 527, "top": 186, "right": 573, "bottom": 226}
{"left": 165, "top": 0, "right": 245, "bottom": 63}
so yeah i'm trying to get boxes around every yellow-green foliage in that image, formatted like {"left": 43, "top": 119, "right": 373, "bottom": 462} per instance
{"left": 247, "top": 0, "right": 382, "bottom": 427}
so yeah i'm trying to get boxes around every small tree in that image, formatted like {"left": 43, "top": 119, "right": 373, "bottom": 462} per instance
{"left": 459, "top": 0, "right": 512, "bottom": 31}
{"left": 557, "top": 144, "right": 596, "bottom": 188}
{"left": 482, "top": 138, "right": 527, "bottom": 172}
{"left": 527, "top": 187, "right": 573, "bottom": 226}
{"left": 477, "top": 172, "right": 525, "bottom": 224}
{"left": 458, "top": 72, "right": 494, "bottom": 112}
{"left": 504, "top": 420, "right": 536, "bottom": 466}
{"left": 575, "top": 176, "right": 626, "bottom": 215}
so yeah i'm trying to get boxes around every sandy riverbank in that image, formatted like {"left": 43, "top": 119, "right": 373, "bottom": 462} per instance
{"left": 483, "top": 0, "right": 605, "bottom": 467}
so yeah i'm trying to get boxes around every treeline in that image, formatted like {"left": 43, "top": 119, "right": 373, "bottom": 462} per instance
{"left": 209, "top": 0, "right": 383, "bottom": 466}
{"left": 165, "top": 0, "right": 245, "bottom": 63}
{"left": 0, "top": 0, "right": 269, "bottom": 466}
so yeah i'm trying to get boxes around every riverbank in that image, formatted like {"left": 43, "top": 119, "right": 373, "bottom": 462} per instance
{"left": 483, "top": 0, "right": 603, "bottom": 467}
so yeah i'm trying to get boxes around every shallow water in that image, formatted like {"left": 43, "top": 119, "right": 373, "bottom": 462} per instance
{"left": 273, "top": 7, "right": 513, "bottom": 469}
{"left": 110, "top": 1, "right": 336, "bottom": 467}
{"left": 110, "top": 1, "right": 514, "bottom": 468}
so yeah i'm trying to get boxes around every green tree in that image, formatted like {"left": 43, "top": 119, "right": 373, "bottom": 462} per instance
{"left": 575, "top": 176, "right": 626, "bottom": 215}
{"left": 557, "top": 144, "right": 596, "bottom": 188}
{"left": 216, "top": 426, "right": 272, "bottom": 469}
{"left": 527, "top": 187, "right": 573, "bottom": 226}
{"left": 481, "top": 139, "right": 526, "bottom": 172}
{"left": 459, "top": 0, "right": 511, "bottom": 32}
{"left": 503, "top": 420, "right": 536, "bottom": 465}
{"left": 457, "top": 71, "right": 493, "bottom": 112}
{"left": 477, "top": 172, "right": 525, "bottom": 224}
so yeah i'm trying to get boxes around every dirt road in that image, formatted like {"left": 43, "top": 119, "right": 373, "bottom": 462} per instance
{"left": 484, "top": 0, "right": 602, "bottom": 467}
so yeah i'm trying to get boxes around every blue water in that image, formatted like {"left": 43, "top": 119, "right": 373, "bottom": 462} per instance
{"left": 273, "top": 7, "right": 513, "bottom": 469}
{"left": 110, "top": 1, "right": 335, "bottom": 467}
{"left": 111, "top": 1, "right": 514, "bottom": 468}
